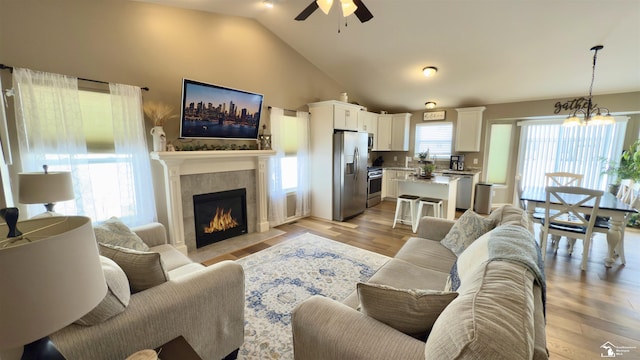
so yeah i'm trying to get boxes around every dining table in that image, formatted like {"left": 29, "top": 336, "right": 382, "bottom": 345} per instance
{"left": 520, "top": 187, "right": 638, "bottom": 268}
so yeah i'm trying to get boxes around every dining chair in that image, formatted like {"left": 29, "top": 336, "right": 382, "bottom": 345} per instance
{"left": 616, "top": 179, "right": 634, "bottom": 204}
{"left": 545, "top": 172, "right": 584, "bottom": 187}
{"left": 588, "top": 180, "right": 636, "bottom": 266}
{"left": 539, "top": 186, "right": 603, "bottom": 271}
{"left": 538, "top": 172, "right": 585, "bottom": 251}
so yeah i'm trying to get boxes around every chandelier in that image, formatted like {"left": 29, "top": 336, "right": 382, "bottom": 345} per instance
{"left": 563, "top": 45, "right": 615, "bottom": 126}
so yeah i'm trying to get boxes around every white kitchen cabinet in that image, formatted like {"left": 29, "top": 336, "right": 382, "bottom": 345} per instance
{"left": 358, "top": 111, "right": 378, "bottom": 133}
{"left": 376, "top": 115, "right": 392, "bottom": 151}
{"left": 382, "top": 169, "right": 394, "bottom": 199}
{"left": 382, "top": 169, "right": 415, "bottom": 200}
{"left": 333, "top": 102, "right": 360, "bottom": 131}
{"left": 455, "top": 107, "right": 486, "bottom": 152}
{"left": 376, "top": 113, "right": 411, "bottom": 151}
{"left": 391, "top": 113, "right": 411, "bottom": 151}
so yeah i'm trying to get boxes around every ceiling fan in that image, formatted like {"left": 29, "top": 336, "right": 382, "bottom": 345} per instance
{"left": 295, "top": 0, "right": 374, "bottom": 23}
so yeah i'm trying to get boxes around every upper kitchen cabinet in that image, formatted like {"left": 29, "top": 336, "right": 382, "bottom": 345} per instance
{"left": 377, "top": 113, "right": 411, "bottom": 151}
{"left": 333, "top": 102, "right": 362, "bottom": 131}
{"left": 357, "top": 111, "right": 378, "bottom": 133}
{"left": 391, "top": 113, "right": 411, "bottom": 151}
{"left": 455, "top": 106, "right": 486, "bottom": 152}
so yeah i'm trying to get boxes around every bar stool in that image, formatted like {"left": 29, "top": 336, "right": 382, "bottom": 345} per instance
{"left": 413, "top": 197, "right": 444, "bottom": 232}
{"left": 393, "top": 194, "right": 420, "bottom": 232}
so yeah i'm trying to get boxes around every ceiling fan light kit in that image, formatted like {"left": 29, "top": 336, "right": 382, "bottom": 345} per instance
{"left": 341, "top": 0, "right": 358, "bottom": 17}
{"left": 317, "top": 0, "right": 332, "bottom": 14}
{"left": 295, "top": 0, "right": 373, "bottom": 23}
{"left": 562, "top": 45, "right": 615, "bottom": 127}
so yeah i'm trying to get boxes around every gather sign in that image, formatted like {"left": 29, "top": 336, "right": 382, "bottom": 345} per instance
{"left": 553, "top": 97, "right": 597, "bottom": 114}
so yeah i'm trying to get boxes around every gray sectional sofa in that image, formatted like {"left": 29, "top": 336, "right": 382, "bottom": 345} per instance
{"left": 292, "top": 205, "right": 547, "bottom": 360}
{"left": 49, "top": 222, "right": 244, "bottom": 360}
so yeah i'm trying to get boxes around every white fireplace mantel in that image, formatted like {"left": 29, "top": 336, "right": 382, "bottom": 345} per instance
{"left": 151, "top": 150, "right": 276, "bottom": 254}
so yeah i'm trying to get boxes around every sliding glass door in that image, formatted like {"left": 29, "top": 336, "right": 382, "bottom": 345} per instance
{"left": 517, "top": 117, "right": 628, "bottom": 191}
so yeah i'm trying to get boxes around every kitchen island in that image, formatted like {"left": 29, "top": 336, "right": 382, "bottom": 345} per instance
{"left": 397, "top": 175, "right": 460, "bottom": 220}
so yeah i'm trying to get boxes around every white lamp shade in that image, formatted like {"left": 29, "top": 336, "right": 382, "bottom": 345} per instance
{"left": 316, "top": 0, "right": 333, "bottom": 14}
{"left": 18, "top": 171, "right": 74, "bottom": 205}
{"left": 341, "top": 0, "right": 357, "bottom": 17}
{"left": 0, "top": 216, "right": 107, "bottom": 349}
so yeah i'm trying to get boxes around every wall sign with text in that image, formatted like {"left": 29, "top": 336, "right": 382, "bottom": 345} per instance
{"left": 423, "top": 111, "right": 446, "bottom": 121}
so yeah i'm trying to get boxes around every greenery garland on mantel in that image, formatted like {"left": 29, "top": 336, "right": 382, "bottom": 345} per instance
{"left": 171, "top": 143, "right": 260, "bottom": 151}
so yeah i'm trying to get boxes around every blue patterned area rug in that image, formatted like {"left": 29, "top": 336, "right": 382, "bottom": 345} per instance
{"left": 236, "top": 232, "right": 390, "bottom": 359}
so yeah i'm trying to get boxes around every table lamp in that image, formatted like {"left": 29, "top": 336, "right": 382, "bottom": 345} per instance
{"left": 18, "top": 165, "right": 74, "bottom": 216}
{"left": 0, "top": 211, "right": 107, "bottom": 359}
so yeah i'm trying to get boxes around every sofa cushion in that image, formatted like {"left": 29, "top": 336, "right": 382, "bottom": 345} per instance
{"left": 357, "top": 283, "right": 458, "bottom": 339}
{"left": 94, "top": 217, "right": 149, "bottom": 251}
{"left": 75, "top": 256, "right": 130, "bottom": 326}
{"left": 440, "top": 209, "right": 495, "bottom": 256}
{"left": 150, "top": 244, "right": 193, "bottom": 271}
{"left": 489, "top": 204, "right": 532, "bottom": 232}
{"left": 99, "top": 243, "right": 169, "bottom": 293}
{"left": 393, "top": 237, "right": 457, "bottom": 273}
{"left": 168, "top": 262, "right": 206, "bottom": 279}
{"left": 425, "top": 261, "right": 536, "bottom": 360}
{"left": 367, "top": 258, "right": 450, "bottom": 291}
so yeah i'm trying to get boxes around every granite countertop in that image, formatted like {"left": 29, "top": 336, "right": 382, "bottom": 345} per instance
{"left": 383, "top": 167, "right": 417, "bottom": 171}
{"left": 397, "top": 174, "right": 460, "bottom": 185}
{"left": 440, "top": 169, "right": 482, "bottom": 176}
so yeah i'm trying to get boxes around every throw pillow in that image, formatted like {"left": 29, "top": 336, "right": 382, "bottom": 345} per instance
{"left": 99, "top": 243, "right": 169, "bottom": 293}
{"left": 449, "top": 229, "right": 493, "bottom": 291}
{"left": 94, "top": 217, "right": 149, "bottom": 252}
{"left": 357, "top": 283, "right": 458, "bottom": 340}
{"left": 75, "top": 256, "right": 130, "bottom": 326}
{"left": 440, "top": 209, "right": 495, "bottom": 256}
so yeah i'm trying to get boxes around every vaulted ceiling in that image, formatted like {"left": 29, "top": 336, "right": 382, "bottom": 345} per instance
{"left": 136, "top": 0, "right": 640, "bottom": 112}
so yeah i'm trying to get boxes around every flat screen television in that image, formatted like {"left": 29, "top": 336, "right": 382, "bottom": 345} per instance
{"left": 179, "top": 78, "right": 263, "bottom": 140}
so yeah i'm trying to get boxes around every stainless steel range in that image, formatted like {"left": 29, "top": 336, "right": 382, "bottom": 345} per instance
{"left": 367, "top": 167, "right": 383, "bottom": 208}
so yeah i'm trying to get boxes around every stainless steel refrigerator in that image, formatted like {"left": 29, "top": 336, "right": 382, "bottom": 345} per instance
{"left": 333, "top": 131, "right": 368, "bottom": 221}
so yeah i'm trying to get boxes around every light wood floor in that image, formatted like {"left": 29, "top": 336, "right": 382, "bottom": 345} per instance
{"left": 204, "top": 200, "right": 640, "bottom": 359}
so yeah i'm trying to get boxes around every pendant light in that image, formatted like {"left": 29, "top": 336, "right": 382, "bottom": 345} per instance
{"left": 563, "top": 45, "right": 615, "bottom": 127}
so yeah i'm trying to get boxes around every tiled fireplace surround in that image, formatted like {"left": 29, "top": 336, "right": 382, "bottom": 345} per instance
{"left": 151, "top": 150, "right": 276, "bottom": 254}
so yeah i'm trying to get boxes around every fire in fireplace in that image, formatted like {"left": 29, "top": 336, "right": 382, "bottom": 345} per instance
{"left": 193, "top": 188, "right": 248, "bottom": 248}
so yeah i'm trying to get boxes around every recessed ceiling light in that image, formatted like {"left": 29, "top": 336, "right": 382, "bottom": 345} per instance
{"left": 263, "top": 0, "right": 275, "bottom": 8}
{"left": 422, "top": 66, "right": 438, "bottom": 77}
{"left": 425, "top": 101, "right": 437, "bottom": 109}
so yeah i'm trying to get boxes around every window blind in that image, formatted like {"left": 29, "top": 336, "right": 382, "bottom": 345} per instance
{"left": 414, "top": 122, "right": 453, "bottom": 159}
{"left": 518, "top": 118, "right": 627, "bottom": 191}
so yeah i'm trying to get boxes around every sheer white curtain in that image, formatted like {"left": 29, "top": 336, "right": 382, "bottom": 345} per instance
{"left": 294, "top": 110, "right": 311, "bottom": 218}
{"left": 13, "top": 68, "right": 95, "bottom": 217}
{"left": 109, "top": 83, "right": 157, "bottom": 226}
{"left": 517, "top": 117, "right": 628, "bottom": 191}
{"left": 13, "top": 68, "right": 156, "bottom": 226}
{"left": 267, "top": 107, "right": 286, "bottom": 226}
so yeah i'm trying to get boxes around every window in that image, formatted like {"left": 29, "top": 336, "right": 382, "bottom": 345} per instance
{"left": 280, "top": 115, "right": 300, "bottom": 191}
{"left": 12, "top": 66, "right": 155, "bottom": 226}
{"left": 414, "top": 122, "right": 453, "bottom": 159}
{"left": 517, "top": 118, "right": 627, "bottom": 191}
{"left": 45, "top": 90, "right": 140, "bottom": 223}
{"left": 486, "top": 123, "right": 513, "bottom": 184}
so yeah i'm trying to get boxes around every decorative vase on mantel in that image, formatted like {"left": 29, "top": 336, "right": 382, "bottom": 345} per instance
{"left": 150, "top": 126, "right": 167, "bottom": 152}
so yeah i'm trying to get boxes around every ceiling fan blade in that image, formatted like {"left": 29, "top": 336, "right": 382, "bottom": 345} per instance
{"left": 295, "top": 1, "right": 319, "bottom": 21}
{"left": 352, "top": 0, "right": 373, "bottom": 22}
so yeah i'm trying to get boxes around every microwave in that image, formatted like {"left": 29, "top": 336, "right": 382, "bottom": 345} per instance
{"left": 367, "top": 133, "right": 374, "bottom": 151}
